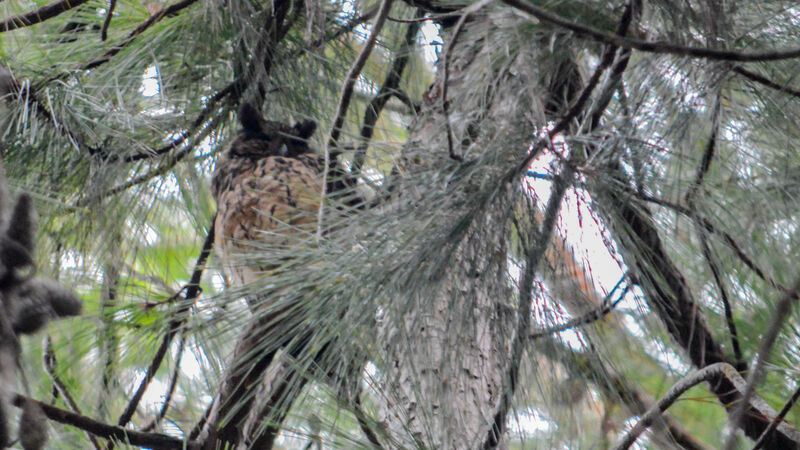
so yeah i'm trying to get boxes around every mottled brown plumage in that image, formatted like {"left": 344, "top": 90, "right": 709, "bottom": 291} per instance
{"left": 212, "top": 103, "right": 326, "bottom": 286}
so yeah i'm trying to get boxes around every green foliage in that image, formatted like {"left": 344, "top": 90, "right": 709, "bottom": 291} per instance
{"left": 4, "top": 0, "right": 800, "bottom": 448}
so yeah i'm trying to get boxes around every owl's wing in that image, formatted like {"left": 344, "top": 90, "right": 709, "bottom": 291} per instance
{"left": 214, "top": 155, "right": 323, "bottom": 286}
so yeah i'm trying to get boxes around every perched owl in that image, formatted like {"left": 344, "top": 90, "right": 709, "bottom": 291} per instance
{"left": 208, "top": 104, "right": 362, "bottom": 446}
{"left": 212, "top": 103, "right": 354, "bottom": 287}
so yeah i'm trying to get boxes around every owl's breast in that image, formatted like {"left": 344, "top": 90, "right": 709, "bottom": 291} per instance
{"left": 213, "top": 155, "right": 325, "bottom": 284}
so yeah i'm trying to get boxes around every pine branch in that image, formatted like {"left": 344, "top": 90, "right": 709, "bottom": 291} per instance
{"left": 10, "top": 395, "right": 194, "bottom": 450}
{"left": 142, "top": 333, "right": 185, "bottom": 432}
{"left": 502, "top": 0, "right": 800, "bottom": 62}
{"left": 733, "top": 65, "right": 800, "bottom": 99}
{"left": 631, "top": 191, "right": 781, "bottom": 291}
{"left": 83, "top": 0, "right": 202, "bottom": 71}
{"left": 613, "top": 363, "right": 744, "bottom": 450}
{"left": 683, "top": 97, "right": 743, "bottom": 365}
{"left": 0, "top": 0, "right": 91, "bottom": 32}
{"left": 353, "top": 7, "right": 423, "bottom": 175}
{"left": 321, "top": 0, "right": 394, "bottom": 238}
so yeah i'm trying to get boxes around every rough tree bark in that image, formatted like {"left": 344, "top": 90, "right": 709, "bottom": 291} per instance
{"left": 376, "top": 10, "right": 543, "bottom": 449}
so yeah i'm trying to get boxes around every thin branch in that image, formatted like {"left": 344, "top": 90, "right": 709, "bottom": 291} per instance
{"left": 561, "top": 0, "right": 639, "bottom": 133}
{"left": 530, "top": 277, "right": 628, "bottom": 340}
{"left": 685, "top": 97, "right": 721, "bottom": 205}
{"left": 100, "top": 0, "right": 117, "bottom": 41}
{"left": 724, "top": 276, "right": 800, "bottom": 450}
{"left": 732, "top": 65, "right": 800, "bottom": 99}
{"left": 36, "top": 4, "right": 372, "bottom": 163}
{"left": 502, "top": 0, "right": 639, "bottom": 191}
{"left": 683, "top": 97, "right": 743, "bottom": 364}
{"left": 600, "top": 167, "right": 800, "bottom": 444}
{"left": 326, "top": 0, "right": 394, "bottom": 149}
{"left": 142, "top": 332, "right": 186, "bottom": 432}
{"left": 391, "top": 89, "right": 419, "bottom": 114}
{"left": 320, "top": 0, "right": 394, "bottom": 239}
{"left": 501, "top": 0, "right": 800, "bottom": 62}
{"left": 631, "top": 190, "right": 781, "bottom": 290}
{"left": 302, "top": 4, "right": 380, "bottom": 56}
{"left": 613, "top": 362, "right": 740, "bottom": 450}
{"left": 116, "top": 218, "right": 215, "bottom": 427}
{"left": 699, "top": 229, "right": 743, "bottom": 364}
{"left": 353, "top": 7, "right": 423, "bottom": 176}
{"left": 0, "top": 0, "right": 91, "bottom": 32}
{"left": 43, "top": 336, "right": 103, "bottom": 450}
{"left": 752, "top": 383, "right": 800, "bottom": 450}
{"left": 540, "top": 336, "right": 710, "bottom": 450}
{"left": 116, "top": 3, "right": 375, "bottom": 161}
{"left": 117, "top": 83, "right": 235, "bottom": 162}
{"left": 483, "top": 166, "right": 573, "bottom": 449}
{"left": 66, "top": 110, "right": 226, "bottom": 211}
{"left": 10, "top": 394, "right": 194, "bottom": 450}
{"left": 83, "top": 0, "right": 202, "bottom": 71}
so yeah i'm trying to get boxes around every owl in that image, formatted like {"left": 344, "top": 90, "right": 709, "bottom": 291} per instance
{"left": 208, "top": 104, "right": 362, "bottom": 446}
{"left": 212, "top": 103, "right": 355, "bottom": 288}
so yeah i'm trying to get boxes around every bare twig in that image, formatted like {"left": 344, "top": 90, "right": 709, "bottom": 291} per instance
{"left": 320, "top": 0, "right": 394, "bottom": 238}
{"left": 752, "top": 383, "right": 800, "bottom": 450}
{"left": 353, "top": 8, "right": 423, "bottom": 175}
{"left": 0, "top": 0, "right": 91, "bottom": 32}
{"left": 83, "top": 0, "right": 202, "bottom": 70}
{"left": 100, "top": 0, "right": 117, "bottom": 41}
{"left": 724, "top": 276, "right": 800, "bottom": 450}
{"left": 501, "top": 0, "right": 800, "bottom": 62}
{"left": 530, "top": 277, "right": 628, "bottom": 340}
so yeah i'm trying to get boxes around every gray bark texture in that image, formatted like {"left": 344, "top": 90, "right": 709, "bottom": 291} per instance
{"left": 377, "top": 10, "right": 546, "bottom": 449}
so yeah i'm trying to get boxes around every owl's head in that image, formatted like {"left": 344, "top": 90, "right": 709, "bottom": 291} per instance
{"left": 229, "top": 103, "right": 317, "bottom": 158}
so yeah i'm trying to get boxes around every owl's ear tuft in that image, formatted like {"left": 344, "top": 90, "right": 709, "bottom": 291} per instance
{"left": 292, "top": 120, "right": 317, "bottom": 140}
{"left": 238, "top": 103, "right": 264, "bottom": 132}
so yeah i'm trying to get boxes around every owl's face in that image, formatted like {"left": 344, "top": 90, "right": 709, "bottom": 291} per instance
{"left": 228, "top": 103, "right": 317, "bottom": 159}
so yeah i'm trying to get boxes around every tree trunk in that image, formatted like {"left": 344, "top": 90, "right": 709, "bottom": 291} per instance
{"left": 376, "top": 11, "right": 542, "bottom": 449}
